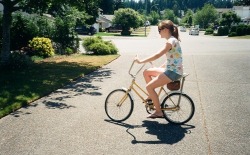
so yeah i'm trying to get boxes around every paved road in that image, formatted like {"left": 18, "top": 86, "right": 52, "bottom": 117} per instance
{"left": 0, "top": 27, "right": 250, "bottom": 155}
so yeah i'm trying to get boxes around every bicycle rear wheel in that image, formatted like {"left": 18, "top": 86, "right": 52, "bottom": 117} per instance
{"left": 161, "top": 93, "right": 195, "bottom": 125}
{"left": 105, "top": 89, "right": 134, "bottom": 122}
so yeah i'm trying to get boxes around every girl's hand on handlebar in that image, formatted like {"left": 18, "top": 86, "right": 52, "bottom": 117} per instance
{"left": 134, "top": 55, "right": 142, "bottom": 64}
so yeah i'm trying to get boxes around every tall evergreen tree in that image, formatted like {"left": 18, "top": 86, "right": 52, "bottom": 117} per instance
{"left": 100, "top": 0, "right": 114, "bottom": 14}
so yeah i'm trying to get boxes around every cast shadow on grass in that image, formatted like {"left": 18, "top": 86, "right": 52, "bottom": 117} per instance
{"left": 105, "top": 119, "right": 195, "bottom": 145}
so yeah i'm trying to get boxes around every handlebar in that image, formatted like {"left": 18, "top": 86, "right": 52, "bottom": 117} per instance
{"left": 128, "top": 60, "right": 146, "bottom": 78}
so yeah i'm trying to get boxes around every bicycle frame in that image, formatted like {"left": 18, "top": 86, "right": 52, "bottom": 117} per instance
{"left": 117, "top": 75, "right": 167, "bottom": 107}
{"left": 127, "top": 79, "right": 167, "bottom": 104}
{"left": 105, "top": 61, "right": 194, "bottom": 124}
{"left": 117, "top": 61, "right": 189, "bottom": 110}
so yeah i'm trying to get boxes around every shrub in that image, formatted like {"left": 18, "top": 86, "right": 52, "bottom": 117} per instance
{"left": 230, "top": 26, "right": 237, "bottom": 33}
{"left": 82, "top": 36, "right": 102, "bottom": 51}
{"left": 204, "top": 28, "right": 214, "bottom": 35}
{"left": 121, "top": 30, "right": 132, "bottom": 36}
{"left": 104, "top": 41, "right": 118, "bottom": 54}
{"left": 89, "top": 42, "right": 111, "bottom": 55}
{"left": 236, "top": 25, "right": 244, "bottom": 36}
{"left": 65, "top": 47, "right": 74, "bottom": 55}
{"left": 217, "top": 26, "right": 229, "bottom": 36}
{"left": 247, "top": 25, "right": 250, "bottom": 35}
{"left": 35, "top": 16, "right": 54, "bottom": 38}
{"left": 0, "top": 51, "right": 33, "bottom": 70}
{"left": 229, "top": 25, "right": 250, "bottom": 36}
{"left": 10, "top": 13, "right": 38, "bottom": 51}
{"left": 82, "top": 36, "right": 118, "bottom": 55}
{"left": 228, "top": 32, "right": 237, "bottom": 37}
{"left": 28, "top": 37, "right": 54, "bottom": 58}
{"left": 52, "top": 17, "right": 79, "bottom": 55}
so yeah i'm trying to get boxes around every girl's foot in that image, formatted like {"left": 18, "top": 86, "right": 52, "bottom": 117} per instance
{"left": 147, "top": 113, "right": 164, "bottom": 119}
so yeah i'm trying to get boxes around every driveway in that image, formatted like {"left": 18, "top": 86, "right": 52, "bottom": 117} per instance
{"left": 0, "top": 26, "right": 250, "bottom": 155}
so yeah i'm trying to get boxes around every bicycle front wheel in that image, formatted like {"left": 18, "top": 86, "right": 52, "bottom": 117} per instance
{"left": 161, "top": 93, "right": 195, "bottom": 125}
{"left": 105, "top": 89, "right": 134, "bottom": 122}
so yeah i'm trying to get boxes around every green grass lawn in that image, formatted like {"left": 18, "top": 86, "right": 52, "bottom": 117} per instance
{"left": 228, "top": 35, "right": 250, "bottom": 39}
{"left": 0, "top": 54, "right": 119, "bottom": 118}
{"left": 95, "top": 26, "right": 151, "bottom": 37}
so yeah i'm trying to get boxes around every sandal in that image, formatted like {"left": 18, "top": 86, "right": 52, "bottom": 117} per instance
{"left": 147, "top": 113, "right": 164, "bottom": 119}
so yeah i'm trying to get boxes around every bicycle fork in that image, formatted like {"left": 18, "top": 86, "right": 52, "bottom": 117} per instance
{"left": 117, "top": 88, "right": 131, "bottom": 107}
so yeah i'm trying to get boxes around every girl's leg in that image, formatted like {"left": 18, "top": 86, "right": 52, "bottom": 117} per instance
{"left": 143, "top": 68, "right": 165, "bottom": 101}
{"left": 146, "top": 73, "right": 172, "bottom": 117}
{"left": 143, "top": 67, "right": 165, "bottom": 84}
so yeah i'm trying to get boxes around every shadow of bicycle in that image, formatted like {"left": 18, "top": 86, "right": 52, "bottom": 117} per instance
{"left": 105, "top": 119, "right": 195, "bottom": 145}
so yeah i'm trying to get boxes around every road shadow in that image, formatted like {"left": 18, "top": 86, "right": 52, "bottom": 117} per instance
{"left": 10, "top": 67, "right": 114, "bottom": 117}
{"left": 42, "top": 67, "right": 114, "bottom": 108}
{"left": 56, "top": 67, "right": 113, "bottom": 96}
{"left": 105, "top": 119, "right": 195, "bottom": 145}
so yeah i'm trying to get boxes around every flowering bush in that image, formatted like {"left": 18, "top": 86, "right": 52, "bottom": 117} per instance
{"left": 28, "top": 37, "right": 54, "bottom": 58}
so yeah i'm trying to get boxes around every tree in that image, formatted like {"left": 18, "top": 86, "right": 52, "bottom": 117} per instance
{"left": 100, "top": 0, "right": 114, "bottom": 14}
{"left": 220, "top": 11, "right": 241, "bottom": 28}
{"left": 181, "top": 9, "right": 194, "bottom": 26}
{"left": 148, "top": 11, "right": 160, "bottom": 25}
{"left": 112, "top": 8, "right": 143, "bottom": 35}
{"left": 0, "top": 0, "right": 100, "bottom": 66}
{"left": 193, "top": 4, "right": 218, "bottom": 29}
{"left": 161, "top": 9, "right": 179, "bottom": 24}
{"left": 234, "top": 0, "right": 250, "bottom": 6}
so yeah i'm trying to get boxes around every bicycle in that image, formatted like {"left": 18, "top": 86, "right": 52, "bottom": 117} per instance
{"left": 105, "top": 61, "right": 195, "bottom": 125}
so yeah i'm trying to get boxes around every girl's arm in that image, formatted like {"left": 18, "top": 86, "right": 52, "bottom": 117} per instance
{"left": 135, "top": 42, "right": 172, "bottom": 64}
{"left": 160, "top": 61, "right": 167, "bottom": 68}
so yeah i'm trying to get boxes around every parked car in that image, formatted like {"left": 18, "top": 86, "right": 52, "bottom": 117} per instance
{"left": 105, "top": 25, "right": 122, "bottom": 33}
{"left": 189, "top": 28, "right": 199, "bottom": 35}
{"left": 179, "top": 26, "right": 186, "bottom": 32}
{"left": 75, "top": 26, "right": 96, "bottom": 35}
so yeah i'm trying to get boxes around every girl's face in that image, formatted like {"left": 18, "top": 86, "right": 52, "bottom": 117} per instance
{"left": 158, "top": 27, "right": 168, "bottom": 38}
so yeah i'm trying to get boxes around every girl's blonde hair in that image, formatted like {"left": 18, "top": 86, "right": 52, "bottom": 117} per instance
{"left": 158, "top": 20, "right": 180, "bottom": 41}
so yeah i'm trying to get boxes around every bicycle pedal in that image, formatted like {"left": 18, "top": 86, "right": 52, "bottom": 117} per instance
{"left": 146, "top": 99, "right": 153, "bottom": 105}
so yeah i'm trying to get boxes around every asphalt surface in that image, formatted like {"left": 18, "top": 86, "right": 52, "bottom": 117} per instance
{"left": 0, "top": 26, "right": 250, "bottom": 155}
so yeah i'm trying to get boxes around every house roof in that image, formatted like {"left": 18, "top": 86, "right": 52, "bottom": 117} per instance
{"left": 216, "top": 8, "right": 232, "bottom": 13}
{"left": 97, "top": 14, "right": 115, "bottom": 23}
{"left": 233, "top": 6, "right": 250, "bottom": 10}
{"left": 102, "top": 15, "right": 114, "bottom": 22}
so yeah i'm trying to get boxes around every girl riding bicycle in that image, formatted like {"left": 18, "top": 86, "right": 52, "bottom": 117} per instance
{"left": 134, "top": 20, "right": 183, "bottom": 119}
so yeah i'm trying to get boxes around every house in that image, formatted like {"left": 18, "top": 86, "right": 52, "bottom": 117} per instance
{"left": 232, "top": 6, "right": 250, "bottom": 24}
{"left": 216, "top": 6, "right": 250, "bottom": 25}
{"left": 91, "top": 8, "right": 114, "bottom": 32}
{"left": 216, "top": 8, "right": 232, "bottom": 18}
{"left": 94, "top": 14, "right": 114, "bottom": 32}
{"left": 100, "top": 15, "right": 114, "bottom": 28}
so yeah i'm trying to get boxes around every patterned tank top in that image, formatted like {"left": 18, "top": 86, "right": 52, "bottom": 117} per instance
{"left": 166, "top": 36, "right": 183, "bottom": 75}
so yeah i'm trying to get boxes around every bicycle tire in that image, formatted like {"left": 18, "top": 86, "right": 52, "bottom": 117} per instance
{"left": 161, "top": 93, "right": 195, "bottom": 125}
{"left": 105, "top": 89, "right": 134, "bottom": 122}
